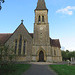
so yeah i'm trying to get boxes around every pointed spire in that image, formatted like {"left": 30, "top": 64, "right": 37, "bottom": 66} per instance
{"left": 35, "top": 0, "right": 48, "bottom": 10}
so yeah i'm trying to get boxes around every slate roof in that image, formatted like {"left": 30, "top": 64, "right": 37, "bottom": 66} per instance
{"left": 0, "top": 33, "right": 61, "bottom": 48}
{"left": 0, "top": 33, "right": 13, "bottom": 45}
{"left": 35, "top": 0, "right": 48, "bottom": 10}
{"left": 50, "top": 38, "right": 61, "bottom": 48}
{"left": 0, "top": 33, "right": 33, "bottom": 45}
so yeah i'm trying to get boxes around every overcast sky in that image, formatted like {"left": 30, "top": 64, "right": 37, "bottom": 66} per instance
{"left": 0, "top": 0, "right": 75, "bottom": 51}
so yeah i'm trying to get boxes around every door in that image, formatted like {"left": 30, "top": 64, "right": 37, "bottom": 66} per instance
{"left": 39, "top": 51, "right": 44, "bottom": 62}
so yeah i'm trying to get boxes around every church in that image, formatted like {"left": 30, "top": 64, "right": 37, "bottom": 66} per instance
{"left": 0, "top": 0, "right": 62, "bottom": 62}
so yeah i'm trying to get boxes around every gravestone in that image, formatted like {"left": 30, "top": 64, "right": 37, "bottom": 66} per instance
{"left": 71, "top": 57, "right": 75, "bottom": 65}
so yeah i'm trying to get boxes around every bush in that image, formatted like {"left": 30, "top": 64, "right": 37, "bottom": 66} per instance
{"left": 0, "top": 45, "right": 15, "bottom": 68}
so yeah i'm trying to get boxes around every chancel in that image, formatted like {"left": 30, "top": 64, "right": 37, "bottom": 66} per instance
{"left": 0, "top": 0, "right": 62, "bottom": 62}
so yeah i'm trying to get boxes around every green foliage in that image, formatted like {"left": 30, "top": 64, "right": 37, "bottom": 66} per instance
{"left": 0, "top": 64, "right": 31, "bottom": 75}
{"left": 61, "top": 50, "right": 75, "bottom": 61}
{"left": 0, "top": 44, "right": 16, "bottom": 69}
{"left": 50, "top": 65, "right": 75, "bottom": 75}
{"left": 0, "top": 45, "right": 31, "bottom": 75}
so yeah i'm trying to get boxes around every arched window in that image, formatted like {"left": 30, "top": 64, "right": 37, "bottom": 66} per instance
{"left": 23, "top": 40, "right": 26, "bottom": 55}
{"left": 15, "top": 39, "right": 17, "bottom": 54}
{"left": 18, "top": 35, "right": 22, "bottom": 55}
{"left": 54, "top": 50, "right": 56, "bottom": 56}
{"left": 38, "top": 16, "right": 41, "bottom": 22}
{"left": 42, "top": 16, "right": 44, "bottom": 22}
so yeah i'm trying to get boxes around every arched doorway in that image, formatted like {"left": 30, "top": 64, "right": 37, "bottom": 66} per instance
{"left": 39, "top": 51, "right": 44, "bottom": 62}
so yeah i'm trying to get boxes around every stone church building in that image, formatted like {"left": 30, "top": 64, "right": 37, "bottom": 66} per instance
{"left": 0, "top": 0, "right": 62, "bottom": 62}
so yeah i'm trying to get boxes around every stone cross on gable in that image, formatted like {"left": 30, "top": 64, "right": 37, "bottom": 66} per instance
{"left": 21, "top": 19, "right": 24, "bottom": 24}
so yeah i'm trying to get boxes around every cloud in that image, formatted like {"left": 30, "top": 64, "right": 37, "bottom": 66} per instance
{"left": 60, "top": 37, "right": 75, "bottom": 51}
{"left": 56, "top": 6, "right": 75, "bottom": 15}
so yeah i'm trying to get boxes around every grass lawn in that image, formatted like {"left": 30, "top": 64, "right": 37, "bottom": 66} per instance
{"left": 49, "top": 64, "right": 75, "bottom": 75}
{"left": 0, "top": 64, "right": 31, "bottom": 75}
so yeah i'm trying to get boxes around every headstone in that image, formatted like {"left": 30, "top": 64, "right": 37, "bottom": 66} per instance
{"left": 71, "top": 57, "right": 75, "bottom": 65}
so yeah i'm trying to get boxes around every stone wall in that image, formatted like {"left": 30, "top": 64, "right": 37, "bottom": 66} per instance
{"left": 51, "top": 47, "right": 62, "bottom": 62}
{"left": 5, "top": 24, "right": 32, "bottom": 61}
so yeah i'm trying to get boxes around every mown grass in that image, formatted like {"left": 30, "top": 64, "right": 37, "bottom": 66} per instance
{"left": 49, "top": 64, "right": 75, "bottom": 75}
{"left": 0, "top": 64, "right": 31, "bottom": 75}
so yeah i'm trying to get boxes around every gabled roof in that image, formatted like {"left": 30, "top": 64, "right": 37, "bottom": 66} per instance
{"left": 35, "top": 0, "right": 48, "bottom": 10}
{"left": 0, "top": 23, "right": 33, "bottom": 45}
{"left": 0, "top": 33, "right": 33, "bottom": 45}
{"left": 12, "top": 24, "right": 33, "bottom": 39}
{"left": 0, "top": 33, "right": 61, "bottom": 48}
{"left": 0, "top": 33, "right": 13, "bottom": 45}
{"left": 50, "top": 38, "right": 61, "bottom": 48}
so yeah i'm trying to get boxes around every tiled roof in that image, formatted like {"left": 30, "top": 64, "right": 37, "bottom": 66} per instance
{"left": 50, "top": 38, "right": 61, "bottom": 48}
{"left": 29, "top": 33, "right": 33, "bottom": 38}
{"left": 0, "top": 33, "right": 12, "bottom": 45}
{"left": 0, "top": 33, "right": 33, "bottom": 45}
{"left": 0, "top": 33, "right": 61, "bottom": 48}
{"left": 35, "top": 0, "right": 48, "bottom": 10}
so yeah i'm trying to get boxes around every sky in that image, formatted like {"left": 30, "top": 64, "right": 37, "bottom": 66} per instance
{"left": 0, "top": 0, "right": 75, "bottom": 51}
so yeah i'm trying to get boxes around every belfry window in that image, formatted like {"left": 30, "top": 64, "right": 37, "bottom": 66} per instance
{"left": 38, "top": 16, "right": 41, "bottom": 22}
{"left": 23, "top": 40, "right": 26, "bottom": 55}
{"left": 18, "top": 35, "right": 22, "bottom": 55}
{"left": 15, "top": 39, "right": 17, "bottom": 54}
{"left": 42, "top": 16, "right": 44, "bottom": 22}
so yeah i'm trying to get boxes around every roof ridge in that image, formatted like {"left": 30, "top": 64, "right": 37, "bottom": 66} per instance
{"left": 52, "top": 39, "right": 59, "bottom": 40}
{"left": 0, "top": 33, "right": 12, "bottom": 34}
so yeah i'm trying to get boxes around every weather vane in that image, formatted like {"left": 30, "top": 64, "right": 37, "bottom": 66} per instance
{"left": 0, "top": 0, "right": 5, "bottom": 10}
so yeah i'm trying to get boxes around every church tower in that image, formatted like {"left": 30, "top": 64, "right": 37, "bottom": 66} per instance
{"left": 32, "top": 0, "right": 51, "bottom": 62}
{"left": 33, "top": 0, "right": 50, "bottom": 46}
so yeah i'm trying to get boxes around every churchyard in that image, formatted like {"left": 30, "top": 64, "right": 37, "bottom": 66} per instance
{"left": 0, "top": 45, "right": 75, "bottom": 75}
{"left": 50, "top": 64, "right": 75, "bottom": 75}
{"left": 0, "top": 62, "right": 75, "bottom": 75}
{"left": 0, "top": 0, "right": 75, "bottom": 75}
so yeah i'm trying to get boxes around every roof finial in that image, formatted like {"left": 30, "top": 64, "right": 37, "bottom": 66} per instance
{"left": 21, "top": 19, "right": 24, "bottom": 24}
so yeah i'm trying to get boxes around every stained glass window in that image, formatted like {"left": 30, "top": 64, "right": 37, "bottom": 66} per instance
{"left": 23, "top": 40, "right": 26, "bottom": 55}
{"left": 18, "top": 35, "right": 22, "bottom": 55}
{"left": 15, "top": 39, "right": 17, "bottom": 54}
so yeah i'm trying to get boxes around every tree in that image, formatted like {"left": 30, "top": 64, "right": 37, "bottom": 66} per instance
{"left": 61, "top": 50, "right": 75, "bottom": 61}
{"left": 61, "top": 51, "right": 67, "bottom": 61}
{"left": 0, "top": 0, "right": 5, "bottom": 10}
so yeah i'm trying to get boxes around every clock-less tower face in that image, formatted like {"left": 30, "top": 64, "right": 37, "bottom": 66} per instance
{"left": 40, "top": 27, "right": 43, "bottom": 30}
